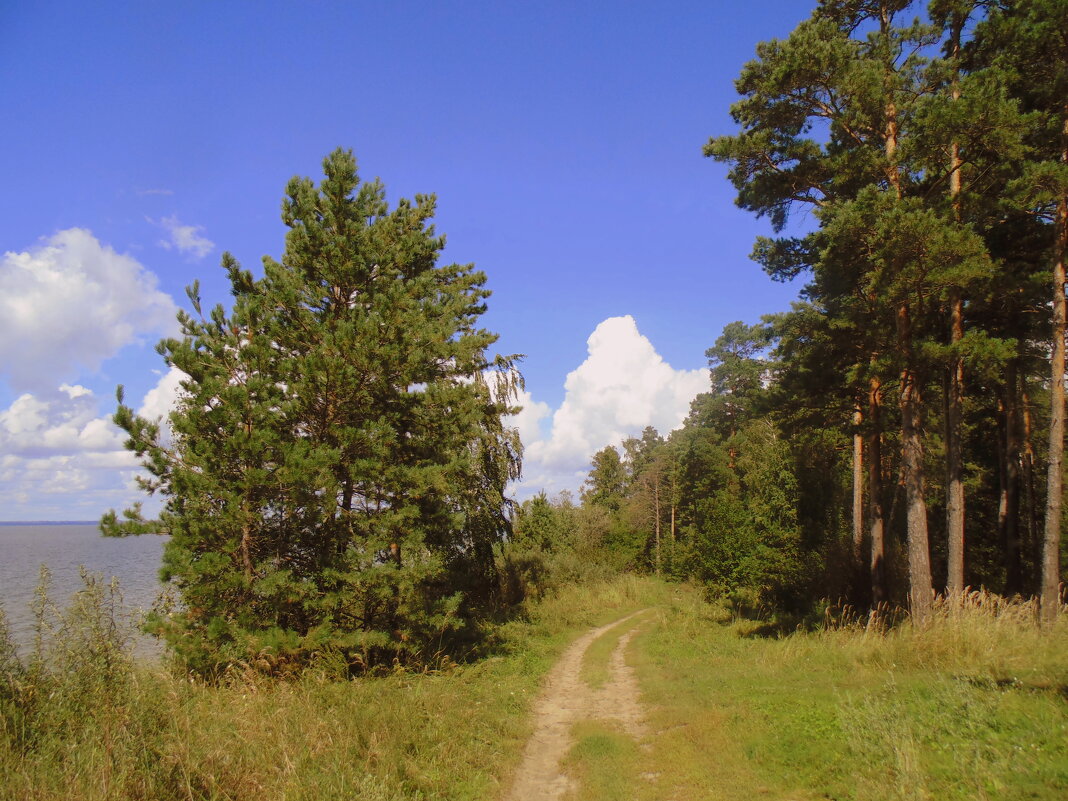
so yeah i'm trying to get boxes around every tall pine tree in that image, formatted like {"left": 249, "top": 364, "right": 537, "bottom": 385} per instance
{"left": 104, "top": 150, "right": 522, "bottom": 674}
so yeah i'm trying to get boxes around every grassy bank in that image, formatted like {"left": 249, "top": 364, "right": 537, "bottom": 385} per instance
{"left": 0, "top": 574, "right": 666, "bottom": 801}
{"left": 565, "top": 585, "right": 1068, "bottom": 801}
{"left": 4, "top": 574, "right": 1066, "bottom": 800}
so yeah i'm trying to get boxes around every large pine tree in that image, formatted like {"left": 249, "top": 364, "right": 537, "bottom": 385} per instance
{"left": 104, "top": 150, "right": 522, "bottom": 674}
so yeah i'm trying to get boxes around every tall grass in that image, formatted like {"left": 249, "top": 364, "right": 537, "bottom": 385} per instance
{"left": 0, "top": 568, "right": 664, "bottom": 801}
{"left": 807, "top": 590, "right": 1068, "bottom": 684}
{"left": 823, "top": 592, "right": 1068, "bottom": 800}
{"left": 6, "top": 567, "right": 1062, "bottom": 800}
{"left": 629, "top": 584, "right": 1068, "bottom": 801}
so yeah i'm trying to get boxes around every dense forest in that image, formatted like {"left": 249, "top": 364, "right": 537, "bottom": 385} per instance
{"left": 514, "top": 0, "right": 1067, "bottom": 624}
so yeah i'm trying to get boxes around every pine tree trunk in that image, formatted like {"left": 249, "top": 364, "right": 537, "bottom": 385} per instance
{"left": 241, "top": 517, "right": 254, "bottom": 581}
{"left": 1003, "top": 361, "right": 1023, "bottom": 595}
{"left": 945, "top": 291, "right": 965, "bottom": 598}
{"left": 868, "top": 374, "right": 886, "bottom": 606}
{"left": 852, "top": 404, "right": 866, "bottom": 605}
{"left": 670, "top": 459, "right": 678, "bottom": 559}
{"left": 341, "top": 477, "right": 354, "bottom": 512}
{"left": 877, "top": 48, "right": 902, "bottom": 611}
{"left": 898, "top": 303, "right": 933, "bottom": 623}
{"left": 1022, "top": 385, "right": 1039, "bottom": 590}
{"left": 945, "top": 16, "right": 966, "bottom": 599}
{"left": 1041, "top": 111, "right": 1068, "bottom": 623}
{"left": 852, "top": 404, "right": 865, "bottom": 572}
{"left": 336, "top": 476, "right": 355, "bottom": 557}
{"left": 882, "top": 36, "right": 932, "bottom": 621}
{"left": 654, "top": 474, "right": 662, "bottom": 575}
{"left": 996, "top": 392, "right": 1009, "bottom": 548}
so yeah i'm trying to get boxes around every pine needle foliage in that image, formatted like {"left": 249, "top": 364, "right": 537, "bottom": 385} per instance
{"left": 104, "top": 149, "right": 523, "bottom": 675}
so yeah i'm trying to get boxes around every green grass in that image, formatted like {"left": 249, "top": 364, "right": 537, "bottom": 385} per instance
{"left": 561, "top": 721, "right": 643, "bottom": 800}
{"left": 579, "top": 611, "right": 649, "bottom": 691}
{"left": 627, "top": 586, "right": 1068, "bottom": 801}
{"left": 0, "top": 573, "right": 665, "bottom": 801}
{"left": 4, "top": 572, "right": 1066, "bottom": 800}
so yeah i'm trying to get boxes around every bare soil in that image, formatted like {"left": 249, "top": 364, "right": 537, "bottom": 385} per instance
{"left": 504, "top": 609, "right": 651, "bottom": 801}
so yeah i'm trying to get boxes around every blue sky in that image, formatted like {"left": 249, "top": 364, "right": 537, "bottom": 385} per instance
{"left": 0, "top": 0, "right": 814, "bottom": 520}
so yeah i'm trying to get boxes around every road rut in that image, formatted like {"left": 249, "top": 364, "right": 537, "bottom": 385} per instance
{"left": 504, "top": 609, "right": 651, "bottom": 801}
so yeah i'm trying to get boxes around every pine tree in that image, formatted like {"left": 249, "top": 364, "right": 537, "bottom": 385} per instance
{"left": 623, "top": 427, "right": 668, "bottom": 573}
{"left": 706, "top": 0, "right": 1013, "bottom": 620}
{"left": 581, "top": 446, "right": 628, "bottom": 511}
{"left": 1010, "top": 0, "right": 1066, "bottom": 622}
{"left": 103, "top": 149, "right": 522, "bottom": 674}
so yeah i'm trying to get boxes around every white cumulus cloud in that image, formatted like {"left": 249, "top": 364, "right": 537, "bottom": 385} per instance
{"left": 506, "top": 387, "right": 551, "bottom": 450}
{"left": 0, "top": 384, "right": 135, "bottom": 518}
{"left": 515, "top": 315, "right": 709, "bottom": 498}
{"left": 137, "top": 365, "right": 188, "bottom": 446}
{"left": 0, "top": 386, "right": 126, "bottom": 459}
{"left": 0, "top": 229, "right": 179, "bottom": 391}
{"left": 0, "top": 369, "right": 186, "bottom": 520}
{"left": 138, "top": 365, "right": 187, "bottom": 421}
{"left": 154, "top": 214, "right": 214, "bottom": 259}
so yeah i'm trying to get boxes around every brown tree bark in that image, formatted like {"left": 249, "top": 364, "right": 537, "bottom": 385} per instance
{"left": 995, "top": 391, "right": 1009, "bottom": 547}
{"left": 868, "top": 374, "right": 886, "bottom": 606}
{"left": 945, "top": 11, "right": 966, "bottom": 600}
{"left": 945, "top": 291, "right": 966, "bottom": 598}
{"left": 884, "top": 44, "right": 932, "bottom": 622}
{"left": 852, "top": 404, "right": 865, "bottom": 576}
{"left": 1041, "top": 110, "right": 1068, "bottom": 624}
{"left": 241, "top": 516, "right": 254, "bottom": 580}
{"left": 669, "top": 452, "right": 678, "bottom": 558}
{"left": 654, "top": 472, "right": 662, "bottom": 575}
{"left": 1022, "top": 385, "right": 1039, "bottom": 588}
{"left": 898, "top": 304, "right": 934, "bottom": 623}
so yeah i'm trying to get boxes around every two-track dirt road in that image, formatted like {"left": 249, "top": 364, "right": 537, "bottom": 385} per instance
{"left": 504, "top": 609, "right": 651, "bottom": 801}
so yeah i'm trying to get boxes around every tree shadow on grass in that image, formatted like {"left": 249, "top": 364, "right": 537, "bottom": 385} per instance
{"left": 958, "top": 674, "right": 1068, "bottom": 701}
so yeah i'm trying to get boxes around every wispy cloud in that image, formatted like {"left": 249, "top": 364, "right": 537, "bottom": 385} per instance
{"left": 136, "top": 188, "right": 174, "bottom": 196}
{"left": 153, "top": 214, "right": 214, "bottom": 260}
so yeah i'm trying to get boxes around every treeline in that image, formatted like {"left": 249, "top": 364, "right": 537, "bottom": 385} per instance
{"left": 518, "top": 0, "right": 1067, "bottom": 622}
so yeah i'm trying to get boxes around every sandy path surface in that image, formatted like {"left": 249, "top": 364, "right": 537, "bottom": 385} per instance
{"left": 504, "top": 609, "right": 651, "bottom": 801}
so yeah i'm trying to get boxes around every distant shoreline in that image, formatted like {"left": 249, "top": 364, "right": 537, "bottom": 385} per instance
{"left": 0, "top": 521, "right": 97, "bottom": 526}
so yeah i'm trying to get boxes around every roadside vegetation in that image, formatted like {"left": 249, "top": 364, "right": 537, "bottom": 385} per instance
{"left": 0, "top": 570, "right": 662, "bottom": 801}
{"left": 3, "top": 572, "right": 1064, "bottom": 800}
{"left": 568, "top": 585, "right": 1068, "bottom": 801}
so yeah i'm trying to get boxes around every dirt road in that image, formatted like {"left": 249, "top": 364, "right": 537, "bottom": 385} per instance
{"left": 504, "top": 609, "right": 651, "bottom": 801}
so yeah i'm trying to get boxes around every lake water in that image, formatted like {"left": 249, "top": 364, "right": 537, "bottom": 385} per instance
{"left": 0, "top": 523, "right": 169, "bottom": 655}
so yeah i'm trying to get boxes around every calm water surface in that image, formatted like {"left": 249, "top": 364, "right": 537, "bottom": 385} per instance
{"left": 0, "top": 523, "right": 169, "bottom": 654}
